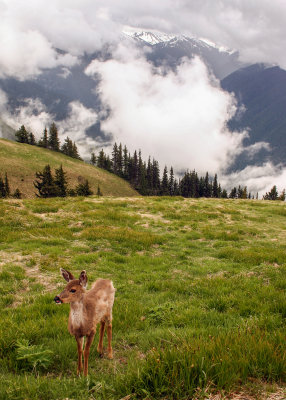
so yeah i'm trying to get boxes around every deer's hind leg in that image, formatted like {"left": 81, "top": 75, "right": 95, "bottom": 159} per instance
{"left": 83, "top": 331, "right": 95, "bottom": 376}
{"left": 97, "top": 320, "right": 105, "bottom": 357}
{"left": 107, "top": 320, "right": 113, "bottom": 359}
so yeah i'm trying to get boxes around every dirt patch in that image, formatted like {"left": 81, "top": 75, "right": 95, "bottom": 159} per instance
{"left": 138, "top": 212, "right": 170, "bottom": 224}
{"left": 0, "top": 251, "right": 31, "bottom": 268}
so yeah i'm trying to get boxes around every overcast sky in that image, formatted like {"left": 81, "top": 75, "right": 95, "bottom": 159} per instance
{"left": 1, "top": 0, "right": 286, "bottom": 78}
{"left": 1, "top": 0, "right": 286, "bottom": 195}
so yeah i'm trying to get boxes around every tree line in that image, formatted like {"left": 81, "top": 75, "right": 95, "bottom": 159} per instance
{"left": 15, "top": 123, "right": 81, "bottom": 160}
{"left": 90, "top": 143, "right": 285, "bottom": 200}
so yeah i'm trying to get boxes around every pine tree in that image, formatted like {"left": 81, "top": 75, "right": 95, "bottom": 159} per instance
{"left": 279, "top": 189, "right": 286, "bottom": 201}
{"left": 212, "top": 174, "right": 219, "bottom": 198}
{"left": 229, "top": 187, "right": 237, "bottom": 199}
{"left": 97, "top": 149, "right": 106, "bottom": 169}
{"left": 38, "top": 127, "right": 48, "bottom": 148}
{"left": 263, "top": 185, "right": 278, "bottom": 200}
{"left": 76, "top": 180, "right": 93, "bottom": 196}
{"left": 72, "top": 142, "right": 81, "bottom": 159}
{"left": 28, "top": 132, "right": 36, "bottom": 145}
{"left": 123, "top": 146, "right": 129, "bottom": 179}
{"left": 221, "top": 189, "right": 228, "bottom": 198}
{"left": 34, "top": 165, "right": 58, "bottom": 198}
{"left": 97, "top": 185, "right": 103, "bottom": 196}
{"left": 152, "top": 159, "right": 160, "bottom": 195}
{"left": 13, "top": 188, "right": 22, "bottom": 199}
{"left": 112, "top": 143, "right": 118, "bottom": 174}
{"left": 204, "top": 172, "right": 211, "bottom": 198}
{"left": 90, "top": 152, "right": 96, "bottom": 165}
{"left": 4, "top": 173, "right": 10, "bottom": 197}
{"left": 61, "top": 137, "right": 74, "bottom": 157}
{"left": 161, "top": 166, "right": 169, "bottom": 195}
{"left": 146, "top": 156, "right": 153, "bottom": 194}
{"left": 169, "top": 167, "right": 174, "bottom": 196}
{"left": 0, "top": 176, "right": 6, "bottom": 198}
{"left": 54, "top": 165, "right": 68, "bottom": 197}
{"left": 15, "top": 125, "right": 29, "bottom": 143}
{"left": 48, "top": 123, "right": 60, "bottom": 151}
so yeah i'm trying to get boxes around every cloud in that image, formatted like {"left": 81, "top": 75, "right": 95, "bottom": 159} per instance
{"left": 221, "top": 162, "right": 286, "bottom": 197}
{"left": 1, "top": 97, "right": 52, "bottom": 133}
{"left": 1, "top": 0, "right": 286, "bottom": 80}
{"left": 0, "top": 96, "right": 101, "bottom": 159}
{"left": 86, "top": 43, "right": 246, "bottom": 174}
{"left": 57, "top": 101, "right": 100, "bottom": 159}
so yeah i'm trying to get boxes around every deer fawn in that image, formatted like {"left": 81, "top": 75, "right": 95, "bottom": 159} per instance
{"left": 54, "top": 268, "right": 115, "bottom": 376}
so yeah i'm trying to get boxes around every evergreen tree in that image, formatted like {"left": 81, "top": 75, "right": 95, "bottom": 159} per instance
{"left": 123, "top": 146, "right": 129, "bottom": 179}
{"left": 54, "top": 165, "right": 68, "bottom": 197}
{"left": 263, "top": 185, "right": 278, "bottom": 200}
{"left": 28, "top": 132, "right": 36, "bottom": 145}
{"left": 4, "top": 173, "right": 10, "bottom": 197}
{"left": 204, "top": 172, "right": 211, "bottom": 197}
{"left": 221, "top": 189, "right": 228, "bottom": 198}
{"left": 97, "top": 185, "right": 103, "bottom": 196}
{"left": 15, "top": 125, "right": 29, "bottom": 143}
{"left": 90, "top": 152, "right": 96, "bottom": 165}
{"left": 72, "top": 142, "right": 81, "bottom": 160}
{"left": 34, "top": 165, "right": 58, "bottom": 198}
{"left": 13, "top": 188, "right": 22, "bottom": 199}
{"left": 0, "top": 176, "right": 6, "bottom": 198}
{"left": 161, "top": 166, "right": 169, "bottom": 195}
{"left": 61, "top": 137, "right": 74, "bottom": 157}
{"left": 76, "top": 180, "right": 93, "bottom": 196}
{"left": 38, "top": 127, "right": 48, "bottom": 148}
{"left": 146, "top": 156, "right": 153, "bottom": 194}
{"left": 112, "top": 143, "right": 118, "bottom": 174}
{"left": 279, "top": 189, "right": 286, "bottom": 201}
{"left": 97, "top": 149, "right": 106, "bottom": 169}
{"left": 169, "top": 167, "right": 174, "bottom": 196}
{"left": 229, "top": 187, "right": 237, "bottom": 199}
{"left": 48, "top": 123, "right": 60, "bottom": 151}
{"left": 212, "top": 174, "right": 219, "bottom": 198}
{"left": 152, "top": 159, "right": 160, "bottom": 195}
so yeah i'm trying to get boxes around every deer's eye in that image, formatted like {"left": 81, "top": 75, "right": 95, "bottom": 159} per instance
{"left": 70, "top": 289, "right": 76, "bottom": 293}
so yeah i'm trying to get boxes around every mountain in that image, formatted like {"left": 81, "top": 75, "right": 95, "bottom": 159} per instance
{"left": 221, "top": 64, "right": 286, "bottom": 168}
{"left": 0, "top": 139, "right": 138, "bottom": 198}
{"left": 124, "top": 31, "right": 244, "bottom": 80}
{"left": 0, "top": 118, "right": 15, "bottom": 140}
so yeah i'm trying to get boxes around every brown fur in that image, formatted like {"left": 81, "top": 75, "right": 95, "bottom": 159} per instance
{"left": 55, "top": 269, "right": 115, "bottom": 376}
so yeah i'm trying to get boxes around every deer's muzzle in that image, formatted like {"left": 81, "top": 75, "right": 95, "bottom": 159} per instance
{"left": 54, "top": 296, "right": 63, "bottom": 304}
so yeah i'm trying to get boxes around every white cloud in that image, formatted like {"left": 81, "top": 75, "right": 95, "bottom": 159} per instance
{"left": 221, "top": 162, "right": 286, "bottom": 197}
{"left": 86, "top": 43, "right": 246, "bottom": 174}
{"left": 1, "top": 0, "right": 286, "bottom": 80}
{"left": 1, "top": 98, "right": 52, "bottom": 134}
{"left": 57, "top": 101, "right": 100, "bottom": 159}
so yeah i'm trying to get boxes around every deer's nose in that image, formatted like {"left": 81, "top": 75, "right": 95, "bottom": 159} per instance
{"left": 54, "top": 296, "right": 62, "bottom": 304}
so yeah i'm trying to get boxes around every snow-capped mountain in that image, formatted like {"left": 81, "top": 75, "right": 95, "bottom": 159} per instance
{"left": 124, "top": 30, "right": 244, "bottom": 80}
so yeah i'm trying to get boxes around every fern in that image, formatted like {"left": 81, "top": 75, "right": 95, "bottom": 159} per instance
{"left": 15, "top": 339, "right": 53, "bottom": 370}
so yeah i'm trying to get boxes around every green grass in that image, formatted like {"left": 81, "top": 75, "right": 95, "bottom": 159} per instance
{"left": 0, "top": 139, "right": 138, "bottom": 198}
{"left": 0, "top": 196, "right": 285, "bottom": 399}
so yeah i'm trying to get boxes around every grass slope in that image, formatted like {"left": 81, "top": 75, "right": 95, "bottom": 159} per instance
{"left": 0, "top": 196, "right": 285, "bottom": 399}
{"left": 0, "top": 139, "right": 138, "bottom": 198}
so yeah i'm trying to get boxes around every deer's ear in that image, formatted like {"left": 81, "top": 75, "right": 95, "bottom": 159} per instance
{"left": 60, "top": 268, "right": 75, "bottom": 282}
{"left": 79, "top": 270, "right": 88, "bottom": 288}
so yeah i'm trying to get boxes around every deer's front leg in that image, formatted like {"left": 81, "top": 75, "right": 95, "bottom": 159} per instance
{"left": 83, "top": 331, "right": 95, "bottom": 376}
{"left": 76, "top": 336, "right": 84, "bottom": 375}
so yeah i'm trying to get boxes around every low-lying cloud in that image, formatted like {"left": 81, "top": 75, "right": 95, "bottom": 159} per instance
{"left": 86, "top": 44, "right": 246, "bottom": 174}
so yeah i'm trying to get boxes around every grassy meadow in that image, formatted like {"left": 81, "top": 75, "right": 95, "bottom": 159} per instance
{"left": 0, "top": 196, "right": 285, "bottom": 399}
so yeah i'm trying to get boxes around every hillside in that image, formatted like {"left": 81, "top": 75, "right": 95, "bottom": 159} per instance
{"left": 0, "top": 139, "right": 138, "bottom": 198}
{"left": 0, "top": 196, "right": 285, "bottom": 399}
{"left": 221, "top": 64, "right": 286, "bottom": 169}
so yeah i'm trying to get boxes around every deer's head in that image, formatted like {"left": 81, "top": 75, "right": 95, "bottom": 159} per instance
{"left": 54, "top": 268, "right": 88, "bottom": 304}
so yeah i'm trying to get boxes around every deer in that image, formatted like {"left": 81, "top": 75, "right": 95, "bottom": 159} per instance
{"left": 54, "top": 268, "right": 115, "bottom": 376}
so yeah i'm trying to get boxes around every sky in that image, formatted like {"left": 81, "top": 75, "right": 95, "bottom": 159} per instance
{"left": 0, "top": 0, "right": 286, "bottom": 195}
